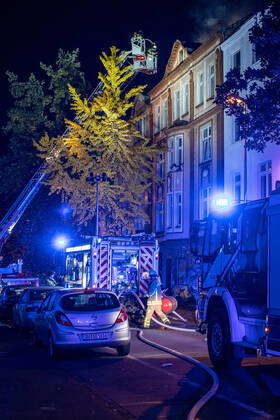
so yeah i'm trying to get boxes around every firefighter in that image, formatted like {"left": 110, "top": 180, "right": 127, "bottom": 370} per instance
{"left": 143, "top": 270, "right": 171, "bottom": 328}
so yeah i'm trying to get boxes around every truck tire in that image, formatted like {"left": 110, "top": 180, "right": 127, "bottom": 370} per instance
{"left": 207, "top": 309, "right": 233, "bottom": 368}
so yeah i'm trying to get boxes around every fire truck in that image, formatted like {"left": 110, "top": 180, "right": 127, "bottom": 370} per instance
{"left": 0, "top": 260, "right": 39, "bottom": 290}
{"left": 192, "top": 187, "right": 280, "bottom": 367}
{"left": 65, "top": 234, "right": 159, "bottom": 295}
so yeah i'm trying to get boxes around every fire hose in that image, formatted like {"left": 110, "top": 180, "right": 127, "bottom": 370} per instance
{"left": 119, "top": 291, "right": 219, "bottom": 420}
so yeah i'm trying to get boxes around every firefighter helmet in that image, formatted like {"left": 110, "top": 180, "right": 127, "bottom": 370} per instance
{"left": 149, "top": 269, "right": 157, "bottom": 277}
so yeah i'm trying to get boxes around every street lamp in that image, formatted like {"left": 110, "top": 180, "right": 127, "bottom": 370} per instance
{"left": 88, "top": 173, "right": 108, "bottom": 237}
{"left": 53, "top": 235, "right": 69, "bottom": 249}
{"left": 225, "top": 94, "right": 248, "bottom": 202}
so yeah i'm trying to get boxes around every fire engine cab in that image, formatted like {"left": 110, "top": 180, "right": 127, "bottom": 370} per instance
{"left": 65, "top": 234, "right": 158, "bottom": 295}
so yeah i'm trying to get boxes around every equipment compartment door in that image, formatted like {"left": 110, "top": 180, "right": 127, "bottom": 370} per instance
{"left": 111, "top": 248, "right": 138, "bottom": 294}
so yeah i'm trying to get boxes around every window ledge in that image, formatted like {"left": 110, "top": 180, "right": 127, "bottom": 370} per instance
{"left": 180, "top": 112, "right": 189, "bottom": 118}
{"left": 206, "top": 96, "right": 215, "bottom": 102}
{"left": 195, "top": 102, "right": 204, "bottom": 109}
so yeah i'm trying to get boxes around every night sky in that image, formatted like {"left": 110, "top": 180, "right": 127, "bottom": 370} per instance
{"left": 1, "top": 0, "right": 264, "bottom": 142}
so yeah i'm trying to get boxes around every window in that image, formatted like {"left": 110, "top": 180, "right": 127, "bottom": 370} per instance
{"left": 162, "top": 99, "right": 168, "bottom": 128}
{"left": 260, "top": 161, "right": 272, "bottom": 198}
{"left": 135, "top": 218, "right": 144, "bottom": 232}
{"left": 234, "top": 173, "right": 241, "bottom": 203}
{"left": 157, "top": 153, "right": 165, "bottom": 179}
{"left": 182, "top": 83, "right": 189, "bottom": 115}
{"left": 168, "top": 137, "right": 175, "bottom": 170}
{"left": 197, "top": 72, "right": 204, "bottom": 105}
{"left": 200, "top": 124, "right": 212, "bottom": 162}
{"left": 166, "top": 194, "right": 173, "bottom": 229}
{"left": 233, "top": 50, "right": 241, "bottom": 69}
{"left": 174, "top": 192, "right": 182, "bottom": 228}
{"left": 201, "top": 187, "right": 211, "bottom": 219}
{"left": 175, "top": 135, "right": 184, "bottom": 166}
{"left": 168, "top": 136, "right": 184, "bottom": 170}
{"left": 173, "top": 90, "right": 180, "bottom": 120}
{"left": 156, "top": 201, "right": 164, "bottom": 233}
{"left": 141, "top": 116, "right": 147, "bottom": 136}
{"left": 179, "top": 49, "right": 184, "bottom": 64}
{"left": 155, "top": 105, "right": 160, "bottom": 133}
{"left": 252, "top": 47, "right": 260, "bottom": 64}
{"left": 234, "top": 118, "right": 241, "bottom": 142}
{"left": 60, "top": 292, "right": 119, "bottom": 311}
{"left": 208, "top": 64, "right": 215, "bottom": 98}
{"left": 138, "top": 117, "right": 146, "bottom": 136}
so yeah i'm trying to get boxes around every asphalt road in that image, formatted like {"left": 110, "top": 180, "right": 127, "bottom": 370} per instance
{"left": 0, "top": 321, "right": 280, "bottom": 420}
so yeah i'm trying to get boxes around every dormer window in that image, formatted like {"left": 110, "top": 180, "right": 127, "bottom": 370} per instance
{"left": 179, "top": 49, "right": 184, "bottom": 64}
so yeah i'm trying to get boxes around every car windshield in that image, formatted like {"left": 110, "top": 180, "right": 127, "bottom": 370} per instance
{"left": 30, "top": 290, "right": 50, "bottom": 302}
{"left": 60, "top": 292, "right": 120, "bottom": 312}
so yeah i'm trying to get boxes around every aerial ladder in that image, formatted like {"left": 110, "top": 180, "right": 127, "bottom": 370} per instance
{"left": 0, "top": 33, "right": 158, "bottom": 254}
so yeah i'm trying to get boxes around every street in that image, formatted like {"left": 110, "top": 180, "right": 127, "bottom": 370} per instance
{"left": 1, "top": 320, "right": 279, "bottom": 420}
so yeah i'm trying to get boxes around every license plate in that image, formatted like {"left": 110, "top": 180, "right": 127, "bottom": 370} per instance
{"left": 80, "top": 332, "right": 110, "bottom": 341}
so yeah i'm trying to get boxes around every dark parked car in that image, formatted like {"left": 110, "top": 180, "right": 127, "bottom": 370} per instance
{"left": 0, "top": 285, "right": 28, "bottom": 321}
{"left": 13, "top": 287, "right": 59, "bottom": 330}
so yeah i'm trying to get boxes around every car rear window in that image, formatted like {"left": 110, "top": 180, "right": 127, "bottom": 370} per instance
{"left": 30, "top": 290, "right": 50, "bottom": 302}
{"left": 60, "top": 292, "right": 120, "bottom": 312}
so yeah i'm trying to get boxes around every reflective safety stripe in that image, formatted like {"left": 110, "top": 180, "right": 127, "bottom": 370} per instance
{"left": 147, "top": 300, "right": 161, "bottom": 305}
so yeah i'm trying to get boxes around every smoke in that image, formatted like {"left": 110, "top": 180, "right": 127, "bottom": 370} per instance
{"left": 185, "top": 0, "right": 265, "bottom": 41}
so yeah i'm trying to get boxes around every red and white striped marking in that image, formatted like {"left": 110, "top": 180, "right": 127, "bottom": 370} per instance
{"left": 139, "top": 245, "right": 154, "bottom": 296}
{"left": 97, "top": 245, "right": 109, "bottom": 289}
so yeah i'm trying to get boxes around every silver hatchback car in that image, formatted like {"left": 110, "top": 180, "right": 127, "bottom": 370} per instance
{"left": 33, "top": 288, "right": 131, "bottom": 359}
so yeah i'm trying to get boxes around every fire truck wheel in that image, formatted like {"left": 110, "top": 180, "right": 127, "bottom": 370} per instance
{"left": 207, "top": 309, "right": 233, "bottom": 368}
{"left": 116, "top": 343, "right": 131, "bottom": 356}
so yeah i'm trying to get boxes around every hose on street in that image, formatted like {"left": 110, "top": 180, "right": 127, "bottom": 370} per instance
{"left": 120, "top": 291, "right": 219, "bottom": 420}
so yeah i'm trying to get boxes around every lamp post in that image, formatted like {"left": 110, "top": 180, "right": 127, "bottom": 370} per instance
{"left": 53, "top": 235, "right": 69, "bottom": 282}
{"left": 88, "top": 173, "right": 108, "bottom": 237}
{"left": 225, "top": 95, "right": 248, "bottom": 202}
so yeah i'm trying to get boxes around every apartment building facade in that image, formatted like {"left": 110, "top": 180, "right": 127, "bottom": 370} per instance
{"left": 222, "top": 16, "right": 280, "bottom": 204}
{"left": 138, "top": 34, "right": 224, "bottom": 290}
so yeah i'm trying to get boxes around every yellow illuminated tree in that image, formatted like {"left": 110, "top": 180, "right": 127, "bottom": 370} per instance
{"left": 35, "top": 46, "right": 161, "bottom": 233}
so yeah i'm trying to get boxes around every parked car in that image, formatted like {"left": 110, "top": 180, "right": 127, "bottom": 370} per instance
{"left": 32, "top": 288, "right": 131, "bottom": 359}
{"left": 0, "top": 285, "right": 29, "bottom": 321}
{"left": 12, "top": 287, "right": 59, "bottom": 330}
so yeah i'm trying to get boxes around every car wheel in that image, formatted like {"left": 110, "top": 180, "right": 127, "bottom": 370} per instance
{"left": 116, "top": 343, "right": 130, "bottom": 356}
{"left": 207, "top": 309, "right": 233, "bottom": 368}
{"left": 48, "top": 334, "right": 61, "bottom": 360}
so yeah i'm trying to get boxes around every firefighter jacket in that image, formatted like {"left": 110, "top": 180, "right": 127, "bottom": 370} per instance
{"left": 147, "top": 277, "right": 162, "bottom": 303}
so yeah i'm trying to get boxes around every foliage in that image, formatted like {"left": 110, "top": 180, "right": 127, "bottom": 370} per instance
{"left": 215, "top": 1, "right": 280, "bottom": 152}
{"left": 0, "top": 49, "right": 87, "bottom": 270}
{"left": 0, "top": 49, "right": 87, "bottom": 204}
{"left": 36, "top": 47, "right": 162, "bottom": 233}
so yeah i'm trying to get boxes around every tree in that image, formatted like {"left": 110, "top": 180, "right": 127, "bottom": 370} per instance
{"left": 215, "top": 1, "right": 280, "bottom": 152}
{"left": 36, "top": 47, "right": 161, "bottom": 234}
{"left": 0, "top": 49, "right": 88, "bottom": 272}
{"left": 0, "top": 49, "right": 87, "bottom": 204}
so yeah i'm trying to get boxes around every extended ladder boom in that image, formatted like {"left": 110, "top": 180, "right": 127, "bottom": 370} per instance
{"left": 0, "top": 33, "right": 158, "bottom": 253}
